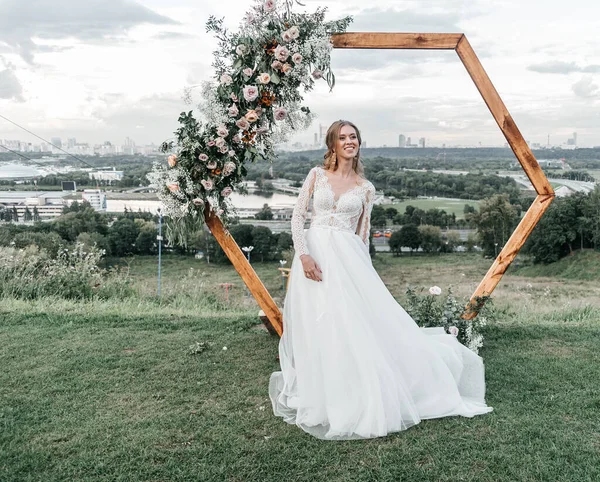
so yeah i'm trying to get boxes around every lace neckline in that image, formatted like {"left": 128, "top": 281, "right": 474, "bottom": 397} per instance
{"left": 317, "top": 167, "right": 364, "bottom": 203}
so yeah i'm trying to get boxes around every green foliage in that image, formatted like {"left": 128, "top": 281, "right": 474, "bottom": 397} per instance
{"left": 254, "top": 203, "right": 274, "bottom": 220}
{"left": 251, "top": 226, "right": 275, "bottom": 262}
{"left": 397, "top": 224, "right": 422, "bottom": 254}
{"left": 53, "top": 206, "right": 108, "bottom": 242}
{"left": 418, "top": 225, "right": 443, "bottom": 253}
{"left": 525, "top": 188, "right": 600, "bottom": 264}
{"left": 370, "top": 204, "right": 387, "bottom": 227}
{"left": 108, "top": 218, "right": 139, "bottom": 256}
{"left": 469, "top": 194, "right": 519, "bottom": 257}
{"left": 0, "top": 244, "right": 132, "bottom": 301}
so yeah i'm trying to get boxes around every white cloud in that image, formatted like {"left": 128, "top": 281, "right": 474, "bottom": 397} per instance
{"left": 572, "top": 76, "right": 599, "bottom": 99}
{"left": 0, "top": 57, "right": 24, "bottom": 101}
{"left": 0, "top": 0, "right": 599, "bottom": 147}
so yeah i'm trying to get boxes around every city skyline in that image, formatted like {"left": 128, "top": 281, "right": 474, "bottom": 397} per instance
{"left": 0, "top": 0, "right": 599, "bottom": 148}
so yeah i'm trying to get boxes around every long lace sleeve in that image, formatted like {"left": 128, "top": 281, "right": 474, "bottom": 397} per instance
{"left": 356, "top": 182, "right": 376, "bottom": 247}
{"left": 291, "top": 167, "right": 317, "bottom": 257}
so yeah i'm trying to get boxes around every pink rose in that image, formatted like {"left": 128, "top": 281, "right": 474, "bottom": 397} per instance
{"left": 232, "top": 134, "right": 241, "bottom": 144}
{"left": 288, "top": 26, "right": 300, "bottom": 39}
{"left": 207, "top": 161, "right": 217, "bottom": 169}
{"left": 216, "top": 208, "right": 224, "bottom": 216}
{"left": 217, "top": 125, "right": 229, "bottom": 137}
{"left": 198, "top": 153, "right": 209, "bottom": 162}
{"left": 281, "top": 63, "right": 292, "bottom": 74}
{"left": 245, "top": 109, "right": 259, "bottom": 123}
{"left": 263, "top": 0, "right": 276, "bottom": 12}
{"left": 274, "top": 45, "right": 289, "bottom": 62}
{"left": 236, "top": 44, "right": 247, "bottom": 56}
{"left": 215, "top": 137, "right": 225, "bottom": 148}
{"left": 230, "top": 93, "right": 238, "bottom": 102}
{"left": 282, "top": 31, "right": 292, "bottom": 43}
{"left": 220, "top": 73, "right": 233, "bottom": 86}
{"left": 243, "top": 12, "right": 255, "bottom": 24}
{"left": 167, "top": 183, "right": 179, "bottom": 193}
{"left": 192, "top": 197, "right": 204, "bottom": 207}
{"left": 243, "top": 67, "right": 254, "bottom": 78}
{"left": 236, "top": 117, "right": 250, "bottom": 130}
{"left": 243, "top": 85, "right": 259, "bottom": 102}
{"left": 221, "top": 187, "right": 233, "bottom": 197}
{"left": 207, "top": 140, "right": 216, "bottom": 147}
{"left": 449, "top": 326, "right": 459, "bottom": 337}
{"left": 258, "top": 73, "right": 271, "bottom": 84}
{"left": 312, "top": 70, "right": 323, "bottom": 80}
{"left": 167, "top": 154, "right": 177, "bottom": 167}
{"left": 256, "top": 126, "right": 268, "bottom": 135}
{"left": 292, "top": 53, "right": 302, "bottom": 65}
{"left": 219, "top": 145, "right": 228, "bottom": 154}
{"left": 271, "top": 60, "right": 283, "bottom": 70}
{"left": 228, "top": 150, "right": 236, "bottom": 157}
{"left": 274, "top": 107, "right": 286, "bottom": 121}
{"left": 228, "top": 103, "right": 239, "bottom": 117}
{"left": 201, "top": 179, "right": 213, "bottom": 191}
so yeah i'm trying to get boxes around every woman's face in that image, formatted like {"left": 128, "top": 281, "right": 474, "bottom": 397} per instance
{"left": 335, "top": 124, "right": 359, "bottom": 160}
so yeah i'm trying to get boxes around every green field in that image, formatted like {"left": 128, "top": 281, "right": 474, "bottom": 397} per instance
{"left": 388, "top": 198, "right": 480, "bottom": 218}
{"left": 2, "top": 253, "right": 600, "bottom": 481}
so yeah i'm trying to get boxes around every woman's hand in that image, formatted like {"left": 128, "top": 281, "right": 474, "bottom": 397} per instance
{"left": 300, "top": 254, "right": 323, "bottom": 282}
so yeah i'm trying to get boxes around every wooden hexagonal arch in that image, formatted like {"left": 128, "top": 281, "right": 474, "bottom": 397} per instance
{"left": 205, "top": 33, "right": 555, "bottom": 334}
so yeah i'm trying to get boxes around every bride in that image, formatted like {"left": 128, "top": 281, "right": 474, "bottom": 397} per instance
{"left": 269, "top": 120, "right": 492, "bottom": 440}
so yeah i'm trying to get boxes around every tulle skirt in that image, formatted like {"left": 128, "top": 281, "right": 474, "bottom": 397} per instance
{"left": 269, "top": 225, "right": 492, "bottom": 440}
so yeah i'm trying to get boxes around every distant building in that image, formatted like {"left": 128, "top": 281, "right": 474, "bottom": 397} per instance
{"left": 82, "top": 189, "right": 107, "bottom": 211}
{"left": 0, "top": 191, "right": 70, "bottom": 220}
{"left": 89, "top": 168, "right": 124, "bottom": 182}
{"left": 419, "top": 137, "right": 426, "bottom": 148}
{"left": 555, "top": 185, "right": 575, "bottom": 197}
{"left": 398, "top": 134, "right": 406, "bottom": 147}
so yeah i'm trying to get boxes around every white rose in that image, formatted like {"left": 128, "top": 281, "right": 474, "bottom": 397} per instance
{"left": 428, "top": 286, "right": 442, "bottom": 296}
{"left": 258, "top": 73, "right": 271, "bottom": 84}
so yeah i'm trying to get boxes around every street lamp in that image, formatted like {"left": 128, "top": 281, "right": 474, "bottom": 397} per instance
{"left": 241, "top": 246, "right": 254, "bottom": 297}
{"left": 242, "top": 245, "right": 254, "bottom": 263}
{"left": 279, "top": 259, "right": 287, "bottom": 290}
{"left": 157, "top": 207, "right": 163, "bottom": 297}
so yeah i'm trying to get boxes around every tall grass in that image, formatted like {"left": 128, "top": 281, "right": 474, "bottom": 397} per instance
{"left": 0, "top": 244, "right": 133, "bottom": 301}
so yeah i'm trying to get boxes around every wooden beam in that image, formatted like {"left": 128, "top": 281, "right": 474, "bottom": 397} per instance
{"left": 204, "top": 205, "right": 283, "bottom": 336}
{"left": 464, "top": 194, "right": 554, "bottom": 319}
{"left": 332, "top": 33, "right": 462, "bottom": 50}
{"left": 456, "top": 36, "right": 554, "bottom": 196}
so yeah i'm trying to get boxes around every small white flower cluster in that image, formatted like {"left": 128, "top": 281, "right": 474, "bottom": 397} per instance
{"left": 405, "top": 285, "right": 491, "bottom": 355}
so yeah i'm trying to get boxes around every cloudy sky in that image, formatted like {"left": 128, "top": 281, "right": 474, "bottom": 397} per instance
{"left": 1, "top": 0, "right": 599, "bottom": 149}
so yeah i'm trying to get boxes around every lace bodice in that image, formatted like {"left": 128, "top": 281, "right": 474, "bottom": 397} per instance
{"left": 291, "top": 166, "right": 376, "bottom": 257}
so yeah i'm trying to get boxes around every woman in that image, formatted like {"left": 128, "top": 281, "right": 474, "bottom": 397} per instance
{"left": 269, "top": 120, "right": 492, "bottom": 440}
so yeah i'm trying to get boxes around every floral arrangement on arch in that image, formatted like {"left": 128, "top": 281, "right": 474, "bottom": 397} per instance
{"left": 147, "top": 0, "right": 352, "bottom": 232}
{"left": 404, "top": 286, "right": 492, "bottom": 354}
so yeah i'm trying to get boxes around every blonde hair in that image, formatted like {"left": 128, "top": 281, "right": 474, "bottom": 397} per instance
{"left": 322, "top": 120, "right": 364, "bottom": 175}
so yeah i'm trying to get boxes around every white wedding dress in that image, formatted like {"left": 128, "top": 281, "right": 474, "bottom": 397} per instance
{"left": 269, "top": 166, "right": 492, "bottom": 440}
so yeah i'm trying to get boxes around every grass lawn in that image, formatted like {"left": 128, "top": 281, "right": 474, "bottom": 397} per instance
{"left": 2, "top": 254, "right": 600, "bottom": 481}
{"left": 388, "top": 198, "right": 480, "bottom": 219}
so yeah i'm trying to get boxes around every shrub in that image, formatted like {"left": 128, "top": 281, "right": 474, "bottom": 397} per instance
{"left": 0, "top": 244, "right": 133, "bottom": 301}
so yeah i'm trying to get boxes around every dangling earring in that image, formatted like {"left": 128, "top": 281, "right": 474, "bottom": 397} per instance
{"left": 331, "top": 152, "right": 337, "bottom": 166}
